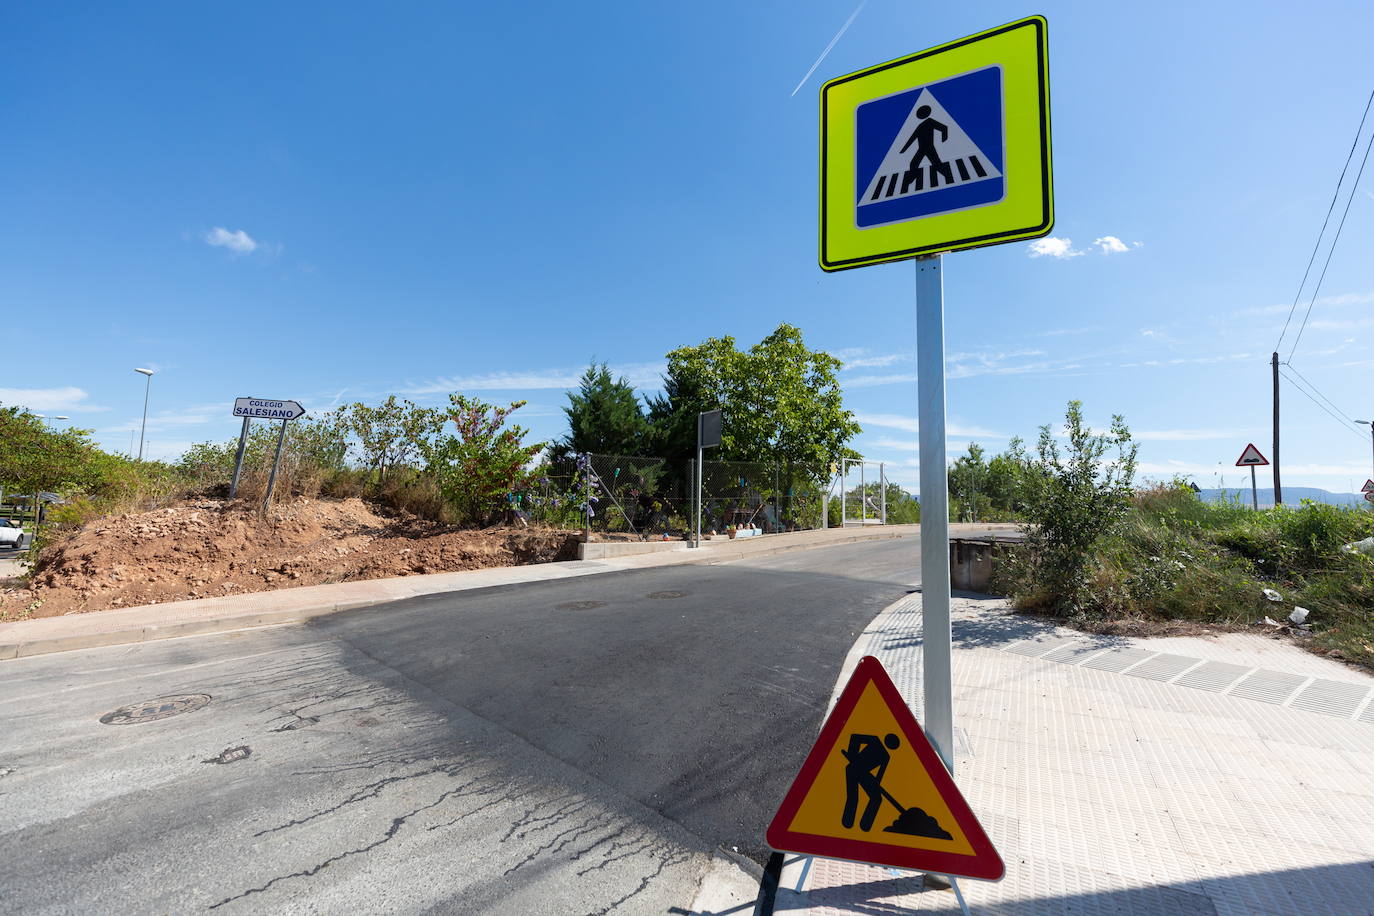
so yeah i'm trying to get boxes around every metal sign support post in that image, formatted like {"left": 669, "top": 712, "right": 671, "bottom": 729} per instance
{"left": 841, "top": 458, "right": 847, "bottom": 526}
{"left": 880, "top": 462, "right": 887, "bottom": 524}
{"left": 229, "top": 416, "right": 252, "bottom": 499}
{"left": 861, "top": 461, "right": 866, "bottom": 524}
{"left": 694, "top": 447, "right": 702, "bottom": 548}
{"left": 262, "top": 419, "right": 288, "bottom": 513}
{"left": 1250, "top": 465, "right": 1258, "bottom": 511}
{"left": 916, "top": 254, "right": 954, "bottom": 773}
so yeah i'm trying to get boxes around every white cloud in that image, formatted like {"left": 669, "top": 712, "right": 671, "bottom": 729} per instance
{"left": 1093, "top": 236, "right": 1129, "bottom": 254}
{"left": 204, "top": 227, "right": 259, "bottom": 254}
{"left": 1132, "top": 429, "right": 1242, "bottom": 441}
{"left": 857, "top": 413, "right": 1001, "bottom": 438}
{"left": 401, "top": 363, "right": 667, "bottom": 395}
{"left": 842, "top": 353, "right": 906, "bottom": 369}
{"left": 1027, "top": 237, "right": 1083, "bottom": 259}
{"left": 0, "top": 386, "right": 105, "bottom": 413}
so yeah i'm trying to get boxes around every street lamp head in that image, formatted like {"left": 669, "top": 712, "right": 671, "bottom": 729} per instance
{"left": 1356, "top": 420, "right": 1371, "bottom": 426}
{"left": 55, "top": 415, "right": 69, "bottom": 420}
{"left": 134, "top": 367, "right": 154, "bottom": 376}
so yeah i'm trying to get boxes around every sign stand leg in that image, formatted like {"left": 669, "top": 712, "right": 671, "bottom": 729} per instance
{"left": 695, "top": 450, "right": 702, "bottom": 548}
{"left": 950, "top": 875, "right": 972, "bottom": 916}
{"left": 916, "top": 254, "right": 954, "bottom": 772}
{"left": 262, "top": 418, "right": 288, "bottom": 514}
{"left": 1250, "top": 465, "right": 1257, "bottom": 511}
{"left": 229, "top": 416, "right": 251, "bottom": 500}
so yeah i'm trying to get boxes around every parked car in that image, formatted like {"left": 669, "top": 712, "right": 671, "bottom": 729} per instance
{"left": 0, "top": 519, "right": 26, "bottom": 548}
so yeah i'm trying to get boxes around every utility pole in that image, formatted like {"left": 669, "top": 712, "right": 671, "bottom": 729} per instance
{"left": 1271, "top": 352, "right": 1282, "bottom": 506}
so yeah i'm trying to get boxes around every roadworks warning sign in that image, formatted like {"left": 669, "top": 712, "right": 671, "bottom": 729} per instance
{"left": 765, "top": 656, "right": 1004, "bottom": 880}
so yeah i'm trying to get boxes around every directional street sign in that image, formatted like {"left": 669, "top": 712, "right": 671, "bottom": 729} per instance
{"left": 766, "top": 656, "right": 1004, "bottom": 880}
{"left": 1362, "top": 479, "right": 1374, "bottom": 493}
{"left": 819, "top": 15, "right": 1052, "bottom": 271}
{"left": 233, "top": 397, "right": 306, "bottom": 420}
{"left": 1235, "top": 443, "right": 1269, "bottom": 467}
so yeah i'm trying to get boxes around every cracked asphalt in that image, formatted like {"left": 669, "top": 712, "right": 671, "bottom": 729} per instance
{"left": 0, "top": 537, "right": 920, "bottom": 914}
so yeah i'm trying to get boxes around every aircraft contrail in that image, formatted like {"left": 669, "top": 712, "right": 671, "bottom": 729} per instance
{"left": 790, "top": 1, "right": 867, "bottom": 97}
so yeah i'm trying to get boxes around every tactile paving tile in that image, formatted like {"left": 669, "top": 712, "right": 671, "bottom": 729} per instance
{"left": 1228, "top": 668, "right": 1308, "bottom": 705}
{"left": 1173, "top": 660, "right": 1252, "bottom": 693}
{"left": 1041, "top": 643, "right": 1107, "bottom": 664}
{"left": 1124, "top": 652, "right": 1202, "bottom": 682}
{"left": 1004, "top": 638, "right": 1070, "bottom": 658}
{"left": 1082, "top": 646, "right": 1156, "bottom": 672}
{"left": 1288, "top": 679, "right": 1372, "bottom": 719}
{"left": 1359, "top": 697, "right": 1374, "bottom": 725}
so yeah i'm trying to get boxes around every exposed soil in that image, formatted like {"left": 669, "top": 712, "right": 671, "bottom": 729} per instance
{"left": 0, "top": 497, "right": 581, "bottom": 619}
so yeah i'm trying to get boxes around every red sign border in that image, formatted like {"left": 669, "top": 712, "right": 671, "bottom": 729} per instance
{"left": 765, "top": 655, "right": 1005, "bottom": 880}
{"left": 1235, "top": 443, "right": 1269, "bottom": 467}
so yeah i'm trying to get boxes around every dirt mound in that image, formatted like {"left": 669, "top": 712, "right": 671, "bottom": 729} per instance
{"left": 1, "top": 497, "right": 580, "bottom": 619}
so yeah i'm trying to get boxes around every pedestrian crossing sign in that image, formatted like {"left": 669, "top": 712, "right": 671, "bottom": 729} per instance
{"left": 765, "top": 656, "right": 1004, "bottom": 880}
{"left": 820, "top": 15, "right": 1053, "bottom": 271}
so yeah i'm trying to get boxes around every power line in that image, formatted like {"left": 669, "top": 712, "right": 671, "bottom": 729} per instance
{"left": 1275, "top": 88, "right": 1374, "bottom": 353}
{"left": 1278, "top": 368, "right": 1367, "bottom": 443}
{"left": 1289, "top": 122, "right": 1374, "bottom": 360}
{"left": 1281, "top": 361, "right": 1357, "bottom": 424}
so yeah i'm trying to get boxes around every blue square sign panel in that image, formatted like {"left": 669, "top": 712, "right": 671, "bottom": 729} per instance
{"left": 854, "top": 66, "right": 1004, "bottom": 229}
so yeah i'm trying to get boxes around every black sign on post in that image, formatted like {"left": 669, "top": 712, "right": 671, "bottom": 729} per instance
{"left": 698, "top": 409, "right": 723, "bottom": 449}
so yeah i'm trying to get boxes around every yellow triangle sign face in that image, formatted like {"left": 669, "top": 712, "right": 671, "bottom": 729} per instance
{"left": 766, "top": 656, "right": 1004, "bottom": 880}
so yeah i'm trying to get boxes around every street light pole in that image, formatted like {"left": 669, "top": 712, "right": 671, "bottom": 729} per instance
{"left": 134, "top": 368, "right": 155, "bottom": 460}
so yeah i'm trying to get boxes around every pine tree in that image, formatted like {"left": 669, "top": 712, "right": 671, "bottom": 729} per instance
{"left": 553, "top": 363, "right": 650, "bottom": 462}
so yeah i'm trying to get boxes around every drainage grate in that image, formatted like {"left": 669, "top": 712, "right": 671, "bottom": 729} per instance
{"left": 1228, "top": 669, "right": 1308, "bottom": 705}
{"left": 100, "top": 694, "right": 211, "bottom": 725}
{"left": 1004, "top": 639, "right": 1070, "bottom": 658}
{"left": 1083, "top": 648, "right": 1156, "bottom": 673}
{"left": 1042, "top": 644, "right": 1107, "bottom": 665}
{"left": 556, "top": 600, "right": 606, "bottom": 611}
{"left": 1125, "top": 653, "right": 1201, "bottom": 683}
{"left": 1173, "top": 661, "right": 1251, "bottom": 693}
{"left": 647, "top": 591, "right": 688, "bottom": 600}
{"left": 1289, "top": 679, "right": 1372, "bottom": 718}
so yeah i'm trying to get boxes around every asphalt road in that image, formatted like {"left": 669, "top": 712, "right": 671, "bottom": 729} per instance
{"left": 0, "top": 536, "right": 921, "bottom": 914}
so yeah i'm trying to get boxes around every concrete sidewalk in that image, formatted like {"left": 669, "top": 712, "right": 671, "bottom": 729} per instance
{"left": 768, "top": 594, "right": 1374, "bottom": 915}
{"left": 0, "top": 523, "right": 1013, "bottom": 661}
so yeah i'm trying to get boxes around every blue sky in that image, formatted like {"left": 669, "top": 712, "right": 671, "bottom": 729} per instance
{"left": 5, "top": 1, "right": 1374, "bottom": 494}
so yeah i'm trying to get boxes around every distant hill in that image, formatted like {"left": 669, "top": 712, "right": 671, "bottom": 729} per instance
{"left": 1195, "top": 487, "right": 1365, "bottom": 509}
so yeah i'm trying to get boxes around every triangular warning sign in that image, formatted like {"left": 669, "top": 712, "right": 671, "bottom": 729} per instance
{"left": 766, "top": 656, "right": 1004, "bottom": 880}
{"left": 859, "top": 88, "right": 1002, "bottom": 206}
{"left": 1362, "top": 479, "right": 1374, "bottom": 493}
{"left": 1235, "top": 443, "right": 1269, "bottom": 467}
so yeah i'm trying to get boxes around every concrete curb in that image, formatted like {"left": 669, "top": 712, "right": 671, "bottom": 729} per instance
{"left": 2, "top": 524, "right": 1015, "bottom": 662}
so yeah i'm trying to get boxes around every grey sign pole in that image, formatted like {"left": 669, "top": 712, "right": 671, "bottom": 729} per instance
{"left": 262, "top": 419, "right": 288, "bottom": 513}
{"left": 694, "top": 410, "right": 722, "bottom": 548}
{"left": 1251, "top": 465, "right": 1258, "bottom": 511}
{"left": 229, "top": 415, "right": 252, "bottom": 500}
{"left": 916, "top": 254, "right": 954, "bottom": 773}
{"left": 880, "top": 462, "right": 887, "bottom": 524}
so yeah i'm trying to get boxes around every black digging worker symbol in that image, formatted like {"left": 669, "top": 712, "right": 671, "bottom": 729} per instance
{"left": 840, "top": 732, "right": 954, "bottom": 839}
{"left": 898, "top": 104, "right": 956, "bottom": 193}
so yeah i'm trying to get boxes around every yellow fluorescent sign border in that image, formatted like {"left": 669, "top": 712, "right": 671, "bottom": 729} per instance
{"left": 819, "top": 15, "right": 1053, "bottom": 271}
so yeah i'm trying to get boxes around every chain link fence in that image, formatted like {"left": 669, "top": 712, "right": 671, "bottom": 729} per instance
{"left": 519, "top": 453, "right": 885, "bottom": 538}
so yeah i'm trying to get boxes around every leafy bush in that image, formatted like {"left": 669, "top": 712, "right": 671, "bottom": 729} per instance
{"left": 421, "top": 395, "right": 544, "bottom": 525}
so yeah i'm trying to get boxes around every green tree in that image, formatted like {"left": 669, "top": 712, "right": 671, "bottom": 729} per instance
{"left": 553, "top": 363, "right": 651, "bottom": 462}
{"left": 948, "top": 442, "right": 990, "bottom": 522}
{"left": 1016, "top": 401, "right": 1139, "bottom": 615}
{"left": 0, "top": 406, "right": 103, "bottom": 496}
{"left": 423, "top": 395, "right": 545, "bottom": 525}
{"left": 345, "top": 397, "right": 443, "bottom": 482}
{"left": 659, "top": 324, "right": 861, "bottom": 469}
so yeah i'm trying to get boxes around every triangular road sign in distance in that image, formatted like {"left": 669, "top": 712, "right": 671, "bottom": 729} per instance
{"left": 1362, "top": 479, "right": 1374, "bottom": 494}
{"left": 766, "top": 656, "right": 1004, "bottom": 880}
{"left": 1235, "top": 443, "right": 1269, "bottom": 467}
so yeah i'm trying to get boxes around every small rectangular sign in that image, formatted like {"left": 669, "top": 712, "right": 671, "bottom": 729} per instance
{"left": 233, "top": 397, "right": 306, "bottom": 420}
{"left": 698, "top": 409, "right": 723, "bottom": 449}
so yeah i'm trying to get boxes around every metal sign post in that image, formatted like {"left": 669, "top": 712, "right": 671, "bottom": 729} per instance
{"left": 695, "top": 410, "right": 723, "bottom": 547}
{"left": 1250, "top": 466, "right": 1258, "bottom": 511}
{"left": 229, "top": 415, "right": 251, "bottom": 499}
{"left": 916, "top": 255, "right": 954, "bottom": 771}
{"left": 262, "top": 419, "right": 289, "bottom": 512}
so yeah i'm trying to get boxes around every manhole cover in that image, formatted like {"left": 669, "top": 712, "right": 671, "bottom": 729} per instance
{"left": 648, "top": 591, "right": 687, "bottom": 600}
{"left": 100, "top": 694, "right": 211, "bottom": 725}
{"left": 556, "top": 600, "right": 606, "bottom": 611}
{"left": 203, "top": 746, "right": 251, "bottom": 765}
